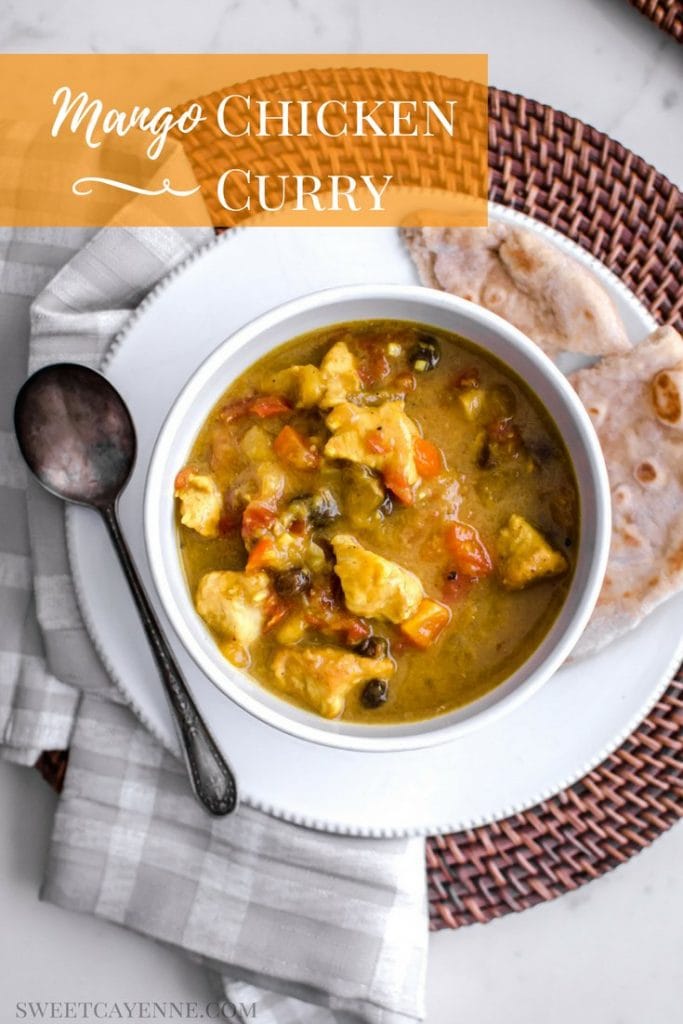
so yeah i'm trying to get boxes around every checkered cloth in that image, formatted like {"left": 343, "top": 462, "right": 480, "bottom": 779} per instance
{"left": 0, "top": 222, "right": 428, "bottom": 1023}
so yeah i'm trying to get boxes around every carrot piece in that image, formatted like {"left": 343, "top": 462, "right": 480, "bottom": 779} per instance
{"left": 445, "top": 521, "right": 493, "bottom": 578}
{"left": 245, "top": 536, "right": 276, "bottom": 571}
{"left": 400, "top": 599, "right": 450, "bottom": 648}
{"left": 250, "top": 394, "right": 292, "bottom": 418}
{"left": 414, "top": 437, "right": 442, "bottom": 478}
{"left": 273, "top": 425, "right": 320, "bottom": 470}
{"left": 220, "top": 394, "right": 291, "bottom": 422}
{"left": 383, "top": 466, "right": 414, "bottom": 505}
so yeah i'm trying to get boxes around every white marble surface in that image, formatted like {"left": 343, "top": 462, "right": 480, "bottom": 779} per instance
{"left": 1, "top": 1, "right": 681, "bottom": 1021}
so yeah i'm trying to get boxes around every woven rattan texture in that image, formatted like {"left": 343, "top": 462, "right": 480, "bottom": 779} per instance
{"left": 628, "top": 0, "right": 683, "bottom": 41}
{"left": 36, "top": 81, "right": 683, "bottom": 931}
{"left": 487, "top": 90, "right": 682, "bottom": 333}
{"left": 177, "top": 66, "right": 488, "bottom": 228}
{"left": 428, "top": 670, "right": 683, "bottom": 928}
{"left": 431, "top": 88, "right": 682, "bottom": 928}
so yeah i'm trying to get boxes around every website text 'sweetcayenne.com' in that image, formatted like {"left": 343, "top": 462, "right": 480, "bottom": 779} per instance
{"left": 15, "top": 1001, "right": 257, "bottom": 1021}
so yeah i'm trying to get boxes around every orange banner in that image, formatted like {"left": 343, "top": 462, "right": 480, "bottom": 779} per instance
{"left": 0, "top": 54, "right": 488, "bottom": 228}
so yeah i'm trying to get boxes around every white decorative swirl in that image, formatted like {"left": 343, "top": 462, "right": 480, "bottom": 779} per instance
{"left": 71, "top": 176, "right": 201, "bottom": 198}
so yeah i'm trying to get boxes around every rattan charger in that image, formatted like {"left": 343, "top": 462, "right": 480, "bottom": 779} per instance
{"left": 37, "top": 79, "right": 683, "bottom": 932}
{"left": 628, "top": 0, "right": 682, "bottom": 41}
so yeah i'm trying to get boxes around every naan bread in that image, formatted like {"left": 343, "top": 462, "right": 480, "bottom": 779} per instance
{"left": 570, "top": 326, "right": 683, "bottom": 657}
{"left": 402, "top": 223, "right": 630, "bottom": 358}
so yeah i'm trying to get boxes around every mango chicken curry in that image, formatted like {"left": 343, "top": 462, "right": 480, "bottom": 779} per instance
{"left": 175, "top": 320, "right": 578, "bottom": 724}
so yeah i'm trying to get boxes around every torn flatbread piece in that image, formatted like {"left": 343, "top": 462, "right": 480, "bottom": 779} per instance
{"left": 402, "top": 223, "right": 630, "bottom": 358}
{"left": 570, "top": 326, "right": 683, "bottom": 657}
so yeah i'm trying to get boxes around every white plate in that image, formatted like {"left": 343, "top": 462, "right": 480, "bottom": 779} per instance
{"left": 66, "top": 210, "right": 683, "bottom": 836}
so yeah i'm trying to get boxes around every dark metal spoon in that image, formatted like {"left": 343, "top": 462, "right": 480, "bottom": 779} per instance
{"left": 14, "top": 363, "right": 238, "bottom": 816}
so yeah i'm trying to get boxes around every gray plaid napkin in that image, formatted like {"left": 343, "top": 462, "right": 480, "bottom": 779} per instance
{"left": 0, "top": 224, "right": 428, "bottom": 1023}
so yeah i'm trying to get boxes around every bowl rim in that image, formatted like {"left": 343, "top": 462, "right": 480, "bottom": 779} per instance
{"left": 144, "top": 283, "right": 612, "bottom": 752}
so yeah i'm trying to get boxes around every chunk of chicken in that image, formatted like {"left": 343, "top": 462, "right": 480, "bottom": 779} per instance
{"left": 496, "top": 514, "right": 568, "bottom": 590}
{"left": 195, "top": 571, "right": 271, "bottom": 647}
{"left": 230, "top": 460, "right": 288, "bottom": 510}
{"left": 324, "top": 400, "right": 420, "bottom": 501}
{"left": 261, "top": 364, "right": 324, "bottom": 409}
{"left": 332, "top": 534, "right": 424, "bottom": 623}
{"left": 255, "top": 462, "right": 288, "bottom": 503}
{"left": 259, "top": 342, "right": 360, "bottom": 410}
{"left": 175, "top": 469, "right": 222, "bottom": 538}
{"left": 318, "top": 341, "right": 362, "bottom": 407}
{"left": 272, "top": 644, "right": 395, "bottom": 718}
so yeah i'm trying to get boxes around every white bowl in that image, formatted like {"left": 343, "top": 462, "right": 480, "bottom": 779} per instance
{"left": 144, "top": 284, "right": 611, "bottom": 752}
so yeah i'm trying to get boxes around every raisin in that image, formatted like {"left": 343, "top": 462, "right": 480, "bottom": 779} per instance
{"left": 355, "top": 636, "right": 389, "bottom": 659}
{"left": 409, "top": 336, "right": 441, "bottom": 372}
{"left": 273, "top": 568, "right": 312, "bottom": 597}
{"left": 360, "top": 678, "right": 389, "bottom": 708}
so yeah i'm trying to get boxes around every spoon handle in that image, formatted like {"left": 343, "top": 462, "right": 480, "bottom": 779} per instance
{"left": 101, "top": 503, "right": 238, "bottom": 816}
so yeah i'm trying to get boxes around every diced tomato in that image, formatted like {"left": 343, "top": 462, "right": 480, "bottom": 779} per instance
{"left": 174, "top": 466, "right": 194, "bottom": 490}
{"left": 311, "top": 582, "right": 339, "bottom": 618}
{"left": 245, "top": 536, "right": 276, "bottom": 571}
{"left": 288, "top": 517, "right": 307, "bottom": 537}
{"left": 250, "top": 394, "right": 292, "bottom": 418}
{"left": 394, "top": 371, "right": 417, "bottom": 393}
{"left": 383, "top": 467, "right": 414, "bottom": 505}
{"left": 220, "top": 394, "right": 291, "bottom": 423}
{"left": 400, "top": 599, "right": 450, "bottom": 648}
{"left": 345, "top": 618, "right": 372, "bottom": 645}
{"left": 304, "top": 611, "right": 325, "bottom": 631}
{"left": 263, "top": 594, "right": 289, "bottom": 632}
{"left": 487, "top": 417, "right": 522, "bottom": 451}
{"left": 358, "top": 345, "right": 391, "bottom": 387}
{"left": 414, "top": 437, "right": 442, "bottom": 478}
{"left": 241, "top": 501, "right": 277, "bottom": 541}
{"left": 366, "top": 429, "right": 390, "bottom": 455}
{"left": 304, "top": 583, "right": 370, "bottom": 644}
{"left": 444, "top": 521, "right": 493, "bottom": 578}
{"left": 273, "top": 425, "right": 320, "bottom": 470}
{"left": 303, "top": 596, "right": 332, "bottom": 632}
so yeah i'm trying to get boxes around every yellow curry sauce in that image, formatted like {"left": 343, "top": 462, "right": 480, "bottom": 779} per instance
{"left": 175, "top": 320, "right": 578, "bottom": 724}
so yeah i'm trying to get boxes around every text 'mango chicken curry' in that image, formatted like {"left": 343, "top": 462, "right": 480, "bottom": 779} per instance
{"left": 175, "top": 320, "right": 578, "bottom": 724}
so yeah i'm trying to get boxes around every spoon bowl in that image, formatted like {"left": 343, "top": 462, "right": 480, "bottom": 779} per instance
{"left": 14, "top": 363, "right": 136, "bottom": 508}
{"left": 14, "top": 363, "right": 237, "bottom": 816}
